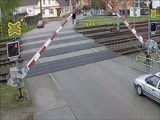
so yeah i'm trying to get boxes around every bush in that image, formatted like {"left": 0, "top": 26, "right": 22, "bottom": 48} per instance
{"left": 24, "top": 15, "right": 39, "bottom": 25}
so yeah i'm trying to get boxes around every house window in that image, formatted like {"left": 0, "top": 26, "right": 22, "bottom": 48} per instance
{"left": 42, "top": 9, "right": 45, "bottom": 14}
{"left": 43, "top": 0, "right": 45, "bottom": 4}
{"left": 48, "top": 0, "right": 51, "bottom": 4}
{"left": 49, "top": 9, "right": 54, "bottom": 14}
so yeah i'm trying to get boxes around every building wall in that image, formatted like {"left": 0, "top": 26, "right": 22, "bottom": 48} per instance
{"left": 83, "top": 0, "right": 91, "bottom": 6}
{"left": 106, "top": 0, "right": 132, "bottom": 13}
{"left": 152, "top": 0, "right": 160, "bottom": 9}
{"left": 18, "top": 0, "right": 70, "bottom": 18}
{"left": 35, "top": 0, "right": 63, "bottom": 17}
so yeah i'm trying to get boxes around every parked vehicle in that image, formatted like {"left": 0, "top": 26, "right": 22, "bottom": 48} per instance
{"left": 134, "top": 72, "right": 160, "bottom": 104}
{"left": 83, "top": 11, "right": 87, "bottom": 16}
{"left": 37, "top": 20, "right": 45, "bottom": 28}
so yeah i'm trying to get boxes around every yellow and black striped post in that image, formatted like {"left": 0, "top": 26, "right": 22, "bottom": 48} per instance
{"left": 17, "top": 80, "right": 24, "bottom": 99}
{"left": 0, "top": 22, "right": 2, "bottom": 39}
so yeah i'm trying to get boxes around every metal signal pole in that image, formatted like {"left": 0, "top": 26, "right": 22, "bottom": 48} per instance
{"left": 117, "top": 0, "right": 120, "bottom": 31}
{"left": 0, "top": 0, "right": 2, "bottom": 40}
{"left": 0, "top": 0, "right": 2, "bottom": 23}
{"left": 148, "top": 0, "right": 151, "bottom": 51}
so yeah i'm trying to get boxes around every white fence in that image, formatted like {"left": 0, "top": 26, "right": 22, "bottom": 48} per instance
{"left": 133, "top": 55, "right": 160, "bottom": 74}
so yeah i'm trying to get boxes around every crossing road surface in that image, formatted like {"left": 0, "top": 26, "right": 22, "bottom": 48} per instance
{"left": 52, "top": 59, "right": 160, "bottom": 120}
{"left": 23, "top": 18, "right": 160, "bottom": 119}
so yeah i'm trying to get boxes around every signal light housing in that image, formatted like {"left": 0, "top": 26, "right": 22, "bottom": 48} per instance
{"left": 7, "top": 41, "right": 20, "bottom": 58}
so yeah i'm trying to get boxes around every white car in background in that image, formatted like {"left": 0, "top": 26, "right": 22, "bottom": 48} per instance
{"left": 134, "top": 72, "right": 160, "bottom": 104}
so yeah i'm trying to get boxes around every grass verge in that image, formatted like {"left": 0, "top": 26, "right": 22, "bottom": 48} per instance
{"left": 77, "top": 15, "right": 160, "bottom": 27}
{"left": 0, "top": 83, "right": 33, "bottom": 120}
{"left": 0, "top": 24, "right": 36, "bottom": 40}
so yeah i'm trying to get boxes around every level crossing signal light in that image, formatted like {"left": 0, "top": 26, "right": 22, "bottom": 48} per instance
{"left": 7, "top": 41, "right": 20, "bottom": 58}
{"left": 150, "top": 22, "right": 157, "bottom": 35}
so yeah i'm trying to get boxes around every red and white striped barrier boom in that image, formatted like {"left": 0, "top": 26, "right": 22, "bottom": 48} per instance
{"left": 8, "top": 4, "right": 79, "bottom": 85}
{"left": 107, "top": 4, "right": 147, "bottom": 44}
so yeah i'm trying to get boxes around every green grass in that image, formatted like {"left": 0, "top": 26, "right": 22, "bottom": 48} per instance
{"left": 21, "top": 25, "right": 36, "bottom": 35}
{"left": 77, "top": 15, "right": 160, "bottom": 27}
{"left": 0, "top": 24, "right": 36, "bottom": 40}
{"left": 0, "top": 84, "right": 32, "bottom": 111}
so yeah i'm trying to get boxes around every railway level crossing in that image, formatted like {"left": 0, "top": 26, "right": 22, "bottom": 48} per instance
{"left": 8, "top": 2, "right": 160, "bottom": 86}
{"left": 7, "top": 4, "right": 79, "bottom": 86}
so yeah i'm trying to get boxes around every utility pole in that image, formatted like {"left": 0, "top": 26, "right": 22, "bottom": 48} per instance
{"left": 0, "top": 0, "right": 2, "bottom": 40}
{"left": 40, "top": 0, "right": 42, "bottom": 20}
{"left": 133, "top": 0, "right": 136, "bottom": 29}
{"left": 125, "top": 0, "right": 127, "bottom": 17}
{"left": 117, "top": 0, "right": 120, "bottom": 31}
{"left": 0, "top": 0, "right": 2, "bottom": 23}
{"left": 69, "top": 0, "right": 72, "bottom": 13}
{"left": 148, "top": 0, "right": 151, "bottom": 49}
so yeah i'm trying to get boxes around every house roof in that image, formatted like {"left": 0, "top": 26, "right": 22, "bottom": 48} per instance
{"left": 60, "top": 0, "right": 77, "bottom": 6}
{"left": 20, "top": 0, "right": 38, "bottom": 6}
{"left": 56, "top": 0, "right": 68, "bottom": 6}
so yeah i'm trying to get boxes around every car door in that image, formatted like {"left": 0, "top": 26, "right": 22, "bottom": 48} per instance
{"left": 144, "top": 75, "right": 160, "bottom": 101}
{"left": 156, "top": 81, "right": 160, "bottom": 103}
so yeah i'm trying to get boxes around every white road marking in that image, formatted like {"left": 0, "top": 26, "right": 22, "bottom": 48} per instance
{"left": 33, "top": 114, "right": 37, "bottom": 120}
{"left": 81, "top": 41, "right": 86, "bottom": 43}
{"left": 49, "top": 73, "right": 61, "bottom": 90}
{"left": 91, "top": 48, "right": 98, "bottom": 52}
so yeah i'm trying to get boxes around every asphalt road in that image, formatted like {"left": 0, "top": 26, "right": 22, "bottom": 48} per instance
{"left": 23, "top": 12, "right": 160, "bottom": 120}
{"left": 22, "top": 42, "right": 102, "bottom": 60}
{"left": 22, "top": 35, "right": 88, "bottom": 50}
{"left": 53, "top": 59, "right": 160, "bottom": 120}
{"left": 27, "top": 50, "right": 120, "bottom": 77}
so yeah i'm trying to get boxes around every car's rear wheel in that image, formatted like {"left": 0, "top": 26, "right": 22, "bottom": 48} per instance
{"left": 136, "top": 85, "right": 143, "bottom": 96}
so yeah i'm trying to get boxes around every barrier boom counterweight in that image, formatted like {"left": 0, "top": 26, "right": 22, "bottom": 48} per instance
{"left": 8, "top": 5, "right": 79, "bottom": 86}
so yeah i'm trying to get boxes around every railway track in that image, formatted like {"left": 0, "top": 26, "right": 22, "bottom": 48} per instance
{"left": 109, "top": 35, "right": 160, "bottom": 55}
{"left": 0, "top": 37, "right": 22, "bottom": 82}
{"left": 87, "top": 27, "right": 160, "bottom": 39}
{"left": 99, "top": 32, "right": 159, "bottom": 55}
{"left": 77, "top": 22, "right": 160, "bottom": 55}
{"left": 1, "top": 22, "right": 160, "bottom": 82}
{"left": 76, "top": 22, "right": 160, "bottom": 34}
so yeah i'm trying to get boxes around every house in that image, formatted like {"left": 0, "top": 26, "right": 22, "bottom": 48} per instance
{"left": 78, "top": 0, "right": 91, "bottom": 9}
{"left": 16, "top": 0, "right": 38, "bottom": 16}
{"left": 17, "top": 0, "right": 79, "bottom": 18}
{"left": 35, "top": 0, "right": 69, "bottom": 17}
{"left": 106, "top": 0, "right": 132, "bottom": 15}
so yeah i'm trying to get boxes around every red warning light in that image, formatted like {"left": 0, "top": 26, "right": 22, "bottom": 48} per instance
{"left": 15, "top": 43, "right": 18, "bottom": 48}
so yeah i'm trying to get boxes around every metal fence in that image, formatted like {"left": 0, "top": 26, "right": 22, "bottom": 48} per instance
{"left": 133, "top": 55, "right": 160, "bottom": 74}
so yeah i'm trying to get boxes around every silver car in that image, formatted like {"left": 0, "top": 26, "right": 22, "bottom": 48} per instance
{"left": 134, "top": 72, "right": 160, "bottom": 103}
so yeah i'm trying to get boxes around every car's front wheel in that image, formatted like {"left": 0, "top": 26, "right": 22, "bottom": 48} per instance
{"left": 136, "top": 85, "right": 143, "bottom": 96}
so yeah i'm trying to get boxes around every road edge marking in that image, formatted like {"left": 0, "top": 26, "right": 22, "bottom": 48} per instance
{"left": 91, "top": 48, "right": 98, "bottom": 52}
{"left": 49, "top": 73, "right": 61, "bottom": 90}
